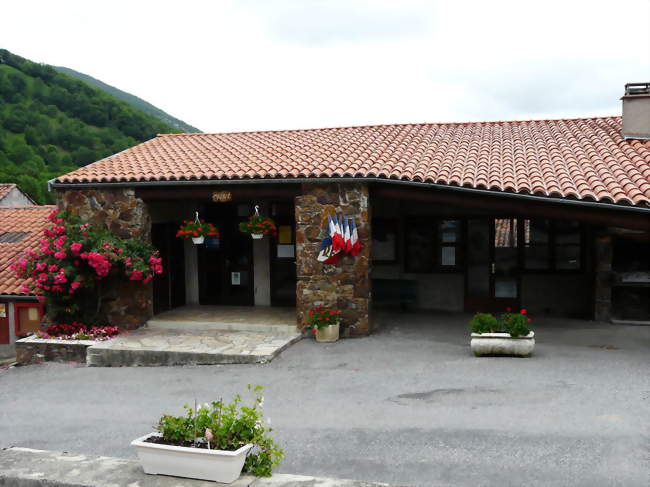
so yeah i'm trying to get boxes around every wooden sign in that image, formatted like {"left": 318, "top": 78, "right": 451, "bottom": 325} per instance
{"left": 212, "top": 191, "right": 232, "bottom": 202}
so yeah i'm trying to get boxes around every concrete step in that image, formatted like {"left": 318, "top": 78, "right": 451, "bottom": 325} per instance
{"left": 146, "top": 319, "right": 298, "bottom": 336}
{"left": 86, "top": 328, "right": 302, "bottom": 367}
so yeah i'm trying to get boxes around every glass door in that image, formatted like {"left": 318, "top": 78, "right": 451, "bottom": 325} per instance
{"left": 465, "top": 218, "right": 520, "bottom": 312}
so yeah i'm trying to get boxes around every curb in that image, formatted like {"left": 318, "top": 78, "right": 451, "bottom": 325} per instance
{"left": 0, "top": 447, "right": 401, "bottom": 486}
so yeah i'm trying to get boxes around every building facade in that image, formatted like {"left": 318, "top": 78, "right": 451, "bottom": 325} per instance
{"left": 50, "top": 92, "right": 650, "bottom": 334}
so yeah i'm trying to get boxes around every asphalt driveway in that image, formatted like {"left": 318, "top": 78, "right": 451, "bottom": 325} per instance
{"left": 1, "top": 311, "right": 648, "bottom": 486}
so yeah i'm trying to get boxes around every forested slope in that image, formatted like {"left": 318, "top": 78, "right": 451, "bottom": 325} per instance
{"left": 0, "top": 49, "right": 178, "bottom": 203}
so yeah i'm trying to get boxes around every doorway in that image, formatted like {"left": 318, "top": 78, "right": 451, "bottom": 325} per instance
{"left": 465, "top": 218, "right": 520, "bottom": 312}
{"left": 198, "top": 203, "right": 254, "bottom": 306}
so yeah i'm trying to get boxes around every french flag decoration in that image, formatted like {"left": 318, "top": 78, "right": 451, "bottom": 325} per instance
{"left": 349, "top": 218, "right": 361, "bottom": 256}
{"left": 318, "top": 212, "right": 362, "bottom": 264}
{"left": 317, "top": 236, "right": 342, "bottom": 264}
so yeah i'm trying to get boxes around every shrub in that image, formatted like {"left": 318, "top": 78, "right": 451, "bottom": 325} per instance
{"left": 156, "top": 385, "right": 283, "bottom": 477}
{"left": 12, "top": 209, "right": 163, "bottom": 324}
{"left": 469, "top": 312, "right": 499, "bottom": 334}
{"left": 469, "top": 309, "right": 532, "bottom": 337}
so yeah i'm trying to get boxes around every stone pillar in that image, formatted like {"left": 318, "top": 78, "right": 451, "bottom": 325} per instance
{"left": 56, "top": 188, "right": 153, "bottom": 329}
{"left": 295, "top": 182, "right": 371, "bottom": 337}
{"left": 594, "top": 234, "right": 613, "bottom": 322}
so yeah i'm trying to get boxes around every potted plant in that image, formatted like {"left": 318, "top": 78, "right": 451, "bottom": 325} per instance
{"left": 469, "top": 309, "right": 535, "bottom": 357}
{"left": 305, "top": 305, "right": 342, "bottom": 342}
{"left": 132, "top": 385, "right": 283, "bottom": 483}
{"left": 239, "top": 214, "right": 277, "bottom": 240}
{"left": 176, "top": 219, "right": 219, "bottom": 245}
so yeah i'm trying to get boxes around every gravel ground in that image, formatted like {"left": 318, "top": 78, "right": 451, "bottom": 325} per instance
{"left": 1, "top": 311, "right": 648, "bottom": 487}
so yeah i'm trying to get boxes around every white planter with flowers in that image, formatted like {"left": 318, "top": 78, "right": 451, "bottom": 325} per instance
{"left": 306, "top": 306, "right": 342, "bottom": 342}
{"left": 132, "top": 386, "right": 283, "bottom": 483}
{"left": 239, "top": 206, "right": 277, "bottom": 240}
{"left": 176, "top": 213, "right": 219, "bottom": 246}
{"left": 468, "top": 309, "right": 535, "bottom": 357}
{"left": 132, "top": 433, "right": 253, "bottom": 483}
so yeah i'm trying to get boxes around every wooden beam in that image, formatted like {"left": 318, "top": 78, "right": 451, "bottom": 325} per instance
{"left": 136, "top": 184, "right": 301, "bottom": 202}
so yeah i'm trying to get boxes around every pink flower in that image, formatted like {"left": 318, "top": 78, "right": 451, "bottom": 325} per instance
{"left": 48, "top": 264, "right": 59, "bottom": 272}
{"left": 37, "top": 296, "right": 46, "bottom": 303}
{"left": 21, "top": 285, "right": 31, "bottom": 294}
{"left": 129, "top": 270, "right": 143, "bottom": 281}
{"left": 70, "top": 281, "right": 81, "bottom": 290}
{"left": 54, "top": 251, "right": 66, "bottom": 260}
{"left": 70, "top": 242, "right": 83, "bottom": 253}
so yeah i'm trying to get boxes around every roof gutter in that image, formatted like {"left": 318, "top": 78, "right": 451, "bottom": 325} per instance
{"left": 0, "top": 294, "right": 38, "bottom": 301}
{"left": 49, "top": 177, "right": 650, "bottom": 214}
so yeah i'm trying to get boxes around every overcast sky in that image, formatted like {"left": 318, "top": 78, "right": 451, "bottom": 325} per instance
{"left": 3, "top": 0, "right": 649, "bottom": 133}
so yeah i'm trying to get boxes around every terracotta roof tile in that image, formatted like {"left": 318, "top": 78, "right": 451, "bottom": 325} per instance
{"left": 55, "top": 116, "right": 650, "bottom": 207}
{"left": 0, "top": 206, "right": 55, "bottom": 296}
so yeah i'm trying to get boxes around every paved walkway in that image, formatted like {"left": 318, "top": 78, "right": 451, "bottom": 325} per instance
{"left": 87, "top": 327, "right": 302, "bottom": 366}
{"left": 2, "top": 312, "right": 648, "bottom": 486}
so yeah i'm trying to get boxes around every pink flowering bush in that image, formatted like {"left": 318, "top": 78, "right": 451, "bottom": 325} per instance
{"left": 36, "top": 322, "right": 120, "bottom": 341}
{"left": 13, "top": 209, "right": 163, "bottom": 325}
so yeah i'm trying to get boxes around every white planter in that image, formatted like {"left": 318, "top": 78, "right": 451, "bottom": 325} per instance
{"left": 470, "top": 332, "right": 535, "bottom": 357}
{"left": 192, "top": 236, "right": 205, "bottom": 245}
{"left": 251, "top": 233, "right": 264, "bottom": 240}
{"left": 131, "top": 433, "right": 253, "bottom": 483}
{"left": 316, "top": 324, "right": 340, "bottom": 342}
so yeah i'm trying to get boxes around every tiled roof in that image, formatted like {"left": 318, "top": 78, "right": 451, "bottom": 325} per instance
{"left": 55, "top": 116, "right": 650, "bottom": 207}
{"left": 0, "top": 206, "right": 54, "bottom": 296}
{"left": 0, "top": 184, "right": 17, "bottom": 201}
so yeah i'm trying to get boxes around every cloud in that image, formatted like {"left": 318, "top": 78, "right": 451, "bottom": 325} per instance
{"left": 241, "top": 0, "right": 435, "bottom": 45}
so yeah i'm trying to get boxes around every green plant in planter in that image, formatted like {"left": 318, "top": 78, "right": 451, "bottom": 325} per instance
{"left": 469, "top": 309, "right": 532, "bottom": 337}
{"left": 305, "top": 305, "right": 342, "bottom": 335}
{"left": 156, "top": 385, "right": 283, "bottom": 477}
{"left": 469, "top": 312, "right": 499, "bottom": 334}
{"left": 239, "top": 214, "right": 277, "bottom": 237}
{"left": 499, "top": 310, "right": 531, "bottom": 337}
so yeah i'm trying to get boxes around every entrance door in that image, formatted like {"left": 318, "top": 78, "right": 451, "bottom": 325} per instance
{"left": 465, "top": 218, "right": 520, "bottom": 312}
{"left": 198, "top": 203, "right": 254, "bottom": 306}
{"left": 270, "top": 202, "right": 296, "bottom": 306}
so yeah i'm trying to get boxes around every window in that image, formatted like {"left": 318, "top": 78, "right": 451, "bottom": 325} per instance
{"left": 439, "top": 220, "right": 461, "bottom": 267}
{"left": 524, "top": 220, "right": 582, "bottom": 271}
{"left": 405, "top": 218, "right": 462, "bottom": 272}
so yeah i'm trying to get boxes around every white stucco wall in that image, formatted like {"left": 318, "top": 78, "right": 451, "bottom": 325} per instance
{"left": 0, "top": 188, "right": 34, "bottom": 207}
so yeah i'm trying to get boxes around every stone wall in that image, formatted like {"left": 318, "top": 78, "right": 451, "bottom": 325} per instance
{"left": 56, "top": 188, "right": 153, "bottom": 329}
{"left": 16, "top": 337, "right": 95, "bottom": 365}
{"left": 295, "top": 183, "right": 371, "bottom": 336}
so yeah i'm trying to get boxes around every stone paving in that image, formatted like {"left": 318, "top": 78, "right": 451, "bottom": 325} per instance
{"left": 148, "top": 305, "right": 298, "bottom": 334}
{"left": 87, "top": 327, "right": 302, "bottom": 366}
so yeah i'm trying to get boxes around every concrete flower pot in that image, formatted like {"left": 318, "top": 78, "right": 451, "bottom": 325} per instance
{"left": 192, "top": 236, "right": 205, "bottom": 245}
{"left": 315, "top": 324, "right": 340, "bottom": 342}
{"left": 470, "top": 332, "right": 535, "bottom": 357}
{"left": 131, "top": 433, "right": 253, "bottom": 483}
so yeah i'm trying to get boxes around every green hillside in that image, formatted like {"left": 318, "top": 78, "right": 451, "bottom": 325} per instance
{"left": 55, "top": 66, "right": 201, "bottom": 133}
{"left": 0, "top": 49, "right": 179, "bottom": 203}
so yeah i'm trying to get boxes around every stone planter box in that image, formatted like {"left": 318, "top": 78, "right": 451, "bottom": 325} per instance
{"left": 470, "top": 332, "right": 535, "bottom": 357}
{"left": 16, "top": 336, "right": 97, "bottom": 365}
{"left": 131, "top": 433, "right": 253, "bottom": 483}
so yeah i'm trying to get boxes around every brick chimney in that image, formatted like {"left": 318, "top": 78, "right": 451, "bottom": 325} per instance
{"left": 621, "top": 82, "right": 650, "bottom": 140}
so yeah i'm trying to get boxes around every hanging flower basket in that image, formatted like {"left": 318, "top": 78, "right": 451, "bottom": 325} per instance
{"left": 239, "top": 213, "right": 277, "bottom": 240}
{"left": 176, "top": 218, "right": 219, "bottom": 245}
